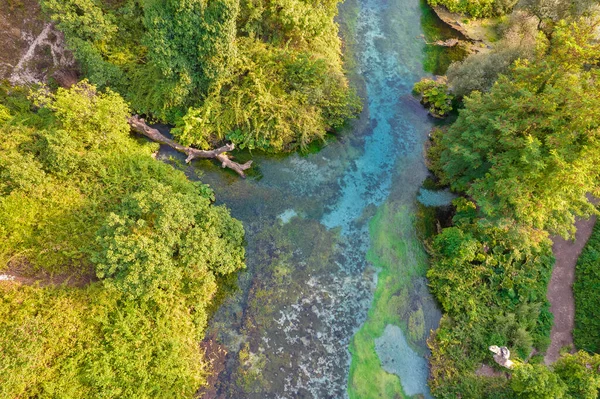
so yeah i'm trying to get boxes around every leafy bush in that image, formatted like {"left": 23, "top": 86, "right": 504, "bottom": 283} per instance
{"left": 40, "top": 0, "right": 360, "bottom": 152}
{"left": 0, "top": 83, "right": 245, "bottom": 397}
{"left": 554, "top": 351, "right": 600, "bottom": 399}
{"left": 94, "top": 181, "right": 244, "bottom": 328}
{"left": 413, "top": 78, "right": 454, "bottom": 117}
{"left": 511, "top": 363, "right": 568, "bottom": 399}
{"left": 574, "top": 219, "right": 600, "bottom": 353}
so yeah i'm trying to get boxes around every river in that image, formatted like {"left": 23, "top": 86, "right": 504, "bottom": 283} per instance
{"left": 157, "top": 0, "right": 462, "bottom": 397}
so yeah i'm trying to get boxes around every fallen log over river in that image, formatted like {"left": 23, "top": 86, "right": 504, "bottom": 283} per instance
{"left": 128, "top": 115, "right": 252, "bottom": 178}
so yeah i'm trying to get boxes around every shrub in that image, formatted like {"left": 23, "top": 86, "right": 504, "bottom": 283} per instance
{"left": 413, "top": 78, "right": 454, "bottom": 117}
{"left": 573, "top": 219, "right": 600, "bottom": 353}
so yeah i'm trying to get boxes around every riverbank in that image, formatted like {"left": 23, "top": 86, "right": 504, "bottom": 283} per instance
{"left": 430, "top": 5, "right": 499, "bottom": 51}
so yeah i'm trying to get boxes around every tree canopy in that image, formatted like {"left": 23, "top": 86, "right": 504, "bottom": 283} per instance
{"left": 434, "top": 19, "right": 600, "bottom": 238}
{"left": 40, "top": 0, "right": 360, "bottom": 152}
{"left": 0, "top": 82, "right": 245, "bottom": 397}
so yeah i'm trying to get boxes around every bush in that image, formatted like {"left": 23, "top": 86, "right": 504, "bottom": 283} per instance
{"left": 0, "top": 83, "right": 245, "bottom": 397}
{"left": 573, "top": 219, "right": 600, "bottom": 353}
{"left": 413, "top": 78, "right": 454, "bottom": 117}
{"left": 511, "top": 363, "right": 568, "bottom": 399}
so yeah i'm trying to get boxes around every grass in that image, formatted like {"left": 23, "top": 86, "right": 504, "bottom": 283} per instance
{"left": 348, "top": 202, "right": 429, "bottom": 399}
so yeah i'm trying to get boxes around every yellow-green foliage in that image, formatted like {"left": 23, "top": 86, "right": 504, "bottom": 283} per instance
{"left": 428, "top": 0, "right": 517, "bottom": 18}
{"left": 0, "top": 82, "right": 245, "bottom": 397}
{"left": 0, "top": 284, "right": 207, "bottom": 398}
{"left": 348, "top": 203, "right": 428, "bottom": 399}
{"left": 40, "top": 0, "right": 360, "bottom": 152}
{"left": 173, "top": 37, "right": 360, "bottom": 151}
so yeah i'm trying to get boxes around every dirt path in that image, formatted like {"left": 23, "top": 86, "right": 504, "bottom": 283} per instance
{"left": 544, "top": 215, "right": 597, "bottom": 364}
{"left": 0, "top": 267, "right": 97, "bottom": 288}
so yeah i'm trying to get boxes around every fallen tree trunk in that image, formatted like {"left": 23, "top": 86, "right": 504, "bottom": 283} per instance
{"left": 433, "top": 38, "right": 459, "bottom": 47}
{"left": 128, "top": 115, "right": 252, "bottom": 178}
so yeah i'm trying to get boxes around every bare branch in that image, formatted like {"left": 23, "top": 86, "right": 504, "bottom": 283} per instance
{"left": 128, "top": 115, "right": 253, "bottom": 178}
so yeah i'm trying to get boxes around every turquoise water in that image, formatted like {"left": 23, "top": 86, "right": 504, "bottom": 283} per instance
{"left": 376, "top": 325, "right": 432, "bottom": 398}
{"left": 156, "top": 0, "right": 462, "bottom": 397}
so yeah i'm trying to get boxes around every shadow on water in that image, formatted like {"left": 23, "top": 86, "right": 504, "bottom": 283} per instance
{"left": 421, "top": 0, "right": 469, "bottom": 75}
{"left": 153, "top": 0, "right": 466, "bottom": 397}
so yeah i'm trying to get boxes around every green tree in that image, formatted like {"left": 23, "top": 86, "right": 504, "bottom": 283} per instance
{"left": 512, "top": 363, "right": 569, "bottom": 399}
{"left": 435, "top": 18, "right": 600, "bottom": 237}
{"left": 554, "top": 351, "right": 600, "bottom": 399}
{"left": 93, "top": 181, "right": 245, "bottom": 326}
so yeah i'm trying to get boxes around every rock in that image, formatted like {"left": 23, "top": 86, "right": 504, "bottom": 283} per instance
{"left": 489, "top": 345, "right": 515, "bottom": 369}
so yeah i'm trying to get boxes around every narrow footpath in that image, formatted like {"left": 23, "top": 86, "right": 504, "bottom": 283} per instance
{"left": 545, "top": 215, "right": 597, "bottom": 364}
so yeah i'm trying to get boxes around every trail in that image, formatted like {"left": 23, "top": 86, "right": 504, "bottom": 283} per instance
{"left": 545, "top": 216, "right": 597, "bottom": 364}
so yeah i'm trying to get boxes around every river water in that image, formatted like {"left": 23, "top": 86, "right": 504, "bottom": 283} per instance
{"left": 158, "top": 0, "right": 461, "bottom": 397}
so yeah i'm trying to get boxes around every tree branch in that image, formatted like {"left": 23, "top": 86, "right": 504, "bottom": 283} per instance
{"left": 128, "top": 115, "right": 252, "bottom": 178}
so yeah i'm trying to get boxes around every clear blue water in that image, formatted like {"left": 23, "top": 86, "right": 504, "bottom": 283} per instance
{"left": 156, "top": 0, "right": 462, "bottom": 396}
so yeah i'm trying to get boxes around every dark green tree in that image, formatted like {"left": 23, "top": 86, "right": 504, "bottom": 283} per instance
{"left": 435, "top": 18, "right": 600, "bottom": 237}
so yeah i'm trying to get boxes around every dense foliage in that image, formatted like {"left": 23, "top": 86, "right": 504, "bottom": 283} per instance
{"left": 40, "top": 0, "right": 360, "bottom": 152}
{"left": 412, "top": 78, "right": 454, "bottom": 117}
{"left": 426, "top": 17, "right": 600, "bottom": 398}
{"left": 427, "top": 206, "right": 554, "bottom": 397}
{"left": 427, "top": 0, "right": 518, "bottom": 18}
{"left": 434, "top": 19, "right": 600, "bottom": 239}
{"left": 509, "top": 352, "right": 600, "bottom": 399}
{"left": 0, "top": 284, "right": 207, "bottom": 398}
{"left": 573, "top": 219, "right": 600, "bottom": 354}
{"left": 0, "top": 82, "right": 245, "bottom": 397}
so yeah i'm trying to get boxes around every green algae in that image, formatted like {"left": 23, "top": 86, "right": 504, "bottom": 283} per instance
{"left": 348, "top": 202, "right": 430, "bottom": 399}
{"left": 420, "top": 0, "right": 469, "bottom": 75}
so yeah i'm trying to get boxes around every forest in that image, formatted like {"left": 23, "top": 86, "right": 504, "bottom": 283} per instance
{"left": 418, "top": 0, "right": 600, "bottom": 396}
{"left": 2, "top": 0, "right": 600, "bottom": 396}
{"left": 0, "top": 0, "right": 359, "bottom": 395}
{"left": 39, "top": 0, "right": 360, "bottom": 151}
